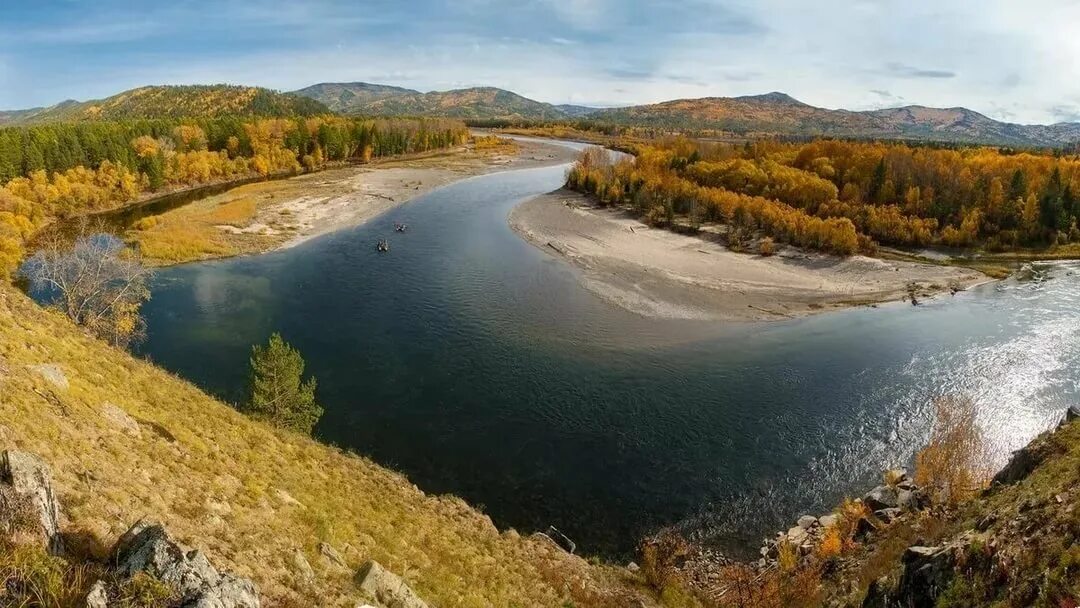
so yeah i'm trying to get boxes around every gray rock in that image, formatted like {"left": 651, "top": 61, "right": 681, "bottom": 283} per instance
{"left": 113, "top": 520, "right": 259, "bottom": 608}
{"left": 28, "top": 364, "right": 68, "bottom": 390}
{"left": 863, "top": 485, "right": 900, "bottom": 511}
{"left": 292, "top": 550, "right": 314, "bottom": 582}
{"left": 796, "top": 515, "right": 818, "bottom": 529}
{"left": 874, "top": 508, "right": 902, "bottom": 524}
{"left": 818, "top": 514, "right": 839, "bottom": 528}
{"left": 786, "top": 525, "right": 808, "bottom": 545}
{"left": 355, "top": 560, "right": 429, "bottom": 608}
{"left": 853, "top": 516, "right": 877, "bottom": 540}
{"left": 626, "top": 561, "right": 640, "bottom": 573}
{"left": 318, "top": 542, "right": 348, "bottom": 569}
{"left": 1059, "top": 405, "right": 1080, "bottom": 429}
{"left": 85, "top": 580, "right": 109, "bottom": 608}
{"left": 544, "top": 525, "right": 576, "bottom": 554}
{"left": 896, "top": 489, "right": 916, "bottom": 510}
{"left": 1, "top": 450, "right": 64, "bottom": 554}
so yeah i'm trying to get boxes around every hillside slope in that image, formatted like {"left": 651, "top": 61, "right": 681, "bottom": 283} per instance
{"left": 294, "top": 82, "right": 568, "bottom": 119}
{"left": 0, "top": 285, "right": 651, "bottom": 607}
{"left": 590, "top": 93, "right": 1080, "bottom": 146}
{"left": 0, "top": 85, "right": 328, "bottom": 124}
{"left": 291, "top": 82, "right": 421, "bottom": 112}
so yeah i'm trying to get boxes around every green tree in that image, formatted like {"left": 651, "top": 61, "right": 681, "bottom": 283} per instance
{"left": 247, "top": 333, "right": 323, "bottom": 434}
{"left": 868, "top": 158, "right": 887, "bottom": 203}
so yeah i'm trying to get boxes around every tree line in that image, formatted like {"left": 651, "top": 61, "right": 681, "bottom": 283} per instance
{"left": 0, "top": 116, "right": 468, "bottom": 278}
{"left": 566, "top": 137, "right": 1080, "bottom": 256}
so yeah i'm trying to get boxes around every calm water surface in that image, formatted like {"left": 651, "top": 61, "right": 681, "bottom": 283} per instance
{"left": 137, "top": 146, "right": 1080, "bottom": 556}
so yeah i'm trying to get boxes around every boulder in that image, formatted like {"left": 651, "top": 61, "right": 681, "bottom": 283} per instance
{"left": 28, "top": 364, "right": 68, "bottom": 390}
{"left": 319, "top": 542, "right": 348, "bottom": 569}
{"left": 818, "top": 514, "right": 839, "bottom": 528}
{"left": 895, "top": 544, "right": 959, "bottom": 605}
{"left": 853, "top": 517, "right": 877, "bottom": 540}
{"left": 544, "top": 525, "right": 576, "bottom": 554}
{"left": 874, "top": 508, "right": 902, "bottom": 524}
{"left": 291, "top": 549, "right": 315, "bottom": 582}
{"left": 85, "top": 580, "right": 109, "bottom": 608}
{"left": 863, "top": 485, "right": 899, "bottom": 511}
{"left": 1058, "top": 405, "right": 1080, "bottom": 429}
{"left": 896, "top": 488, "right": 917, "bottom": 510}
{"left": 992, "top": 431, "right": 1064, "bottom": 485}
{"left": 355, "top": 560, "right": 429, "bottom": 608}
{"left": 786, "top": 526, "right": 808, "bottom": 545}
{"left": 113, "top": 520, "right": 259, "bottom": 608}
{"left": 796, "top": 515, "right": 818, "bottom": 529}
{"left": 1, "top": 450, "right": 64, "bottom": 554}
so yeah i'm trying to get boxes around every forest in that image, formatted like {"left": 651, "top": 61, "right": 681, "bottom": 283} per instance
{"left": 0, "top": 116, "right": 468, "bottom": 278}
{"left": 567, "top": 137, "right": 1080, "bottom": 256}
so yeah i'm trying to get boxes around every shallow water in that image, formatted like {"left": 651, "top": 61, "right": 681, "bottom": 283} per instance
{"left": 135, "top": 147, "right": 1080, "bottom": 556}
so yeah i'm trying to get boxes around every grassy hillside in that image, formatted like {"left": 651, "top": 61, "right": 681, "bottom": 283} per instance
{"left": 0, "top": 284, "right": 655, "bottom": 607}
{"left": 0, "top": 85, "right": 328, "bottom": 125}
{"left": 291, "top": 82, "right": 421, "bottom": 112}
{"left": 294, "top": 83, "right": 569, "bottom": 120}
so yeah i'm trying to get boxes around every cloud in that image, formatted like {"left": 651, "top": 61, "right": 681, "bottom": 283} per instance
{"left": 1047, "top": 104, "right": 1080, "bottom": 123}
{"left": 881, "top": 62, "right": 956, "bottom": 79}
{"left": 6, "top": 0, "right": 1080, "bottom": 123}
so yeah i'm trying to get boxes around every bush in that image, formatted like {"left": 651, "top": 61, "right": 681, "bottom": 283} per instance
{"left": 914, "top": 396, "right": 990, "bottom": 508}
{"left": 758, "top": 237, "right": 775, "bottom": 256}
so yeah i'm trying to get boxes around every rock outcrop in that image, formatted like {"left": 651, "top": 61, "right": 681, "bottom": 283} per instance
{"left": 0, "top": 449, "right": 64, "bottom": 554}
{"left": 113, "top": 519, "right": 260, "bottom": 608}
{"left": 355, "top": 560, "right": 429, "bottom": 608}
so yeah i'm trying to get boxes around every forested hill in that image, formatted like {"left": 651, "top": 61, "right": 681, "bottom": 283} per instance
{"left": 588, "top": 93, "right": 1080, "bottom": 147}
{"left": 293, "top": 82, "right": 573, "bottom": 120}
{"left": 0, "top": 85, "right": 328, "bottom": 125}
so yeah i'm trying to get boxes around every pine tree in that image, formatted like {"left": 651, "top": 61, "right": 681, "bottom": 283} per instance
{"left": 247, "top": 333, "right": 323, "bottom": 434}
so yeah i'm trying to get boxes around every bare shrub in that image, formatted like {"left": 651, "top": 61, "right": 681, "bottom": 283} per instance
{"left": 22, "top": 225, "right": 151, "bottom": 348}
{"left": 914, "top": 396, "right": 991, "bottom": 508}
{"left": 639, "top": 528, "right": 693, "bottom": 589}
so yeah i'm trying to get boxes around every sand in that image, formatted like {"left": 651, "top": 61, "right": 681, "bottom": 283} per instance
{"left": 130, "top": 138, "right": 578, "bottom": 265}
{"left": 509, "top": 189, "right": 989, "bottom": 322}
{"left": 264, "top": 138, "right": 578, "bottom": 250}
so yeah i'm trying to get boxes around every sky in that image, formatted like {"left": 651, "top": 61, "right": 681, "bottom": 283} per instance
{"left": 2, "top": 0, "right": 1080, "bottom": 124}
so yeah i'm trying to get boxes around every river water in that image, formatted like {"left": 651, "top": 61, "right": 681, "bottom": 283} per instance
{"left": 134, "top": 145, "right": 1080, "bottom": 557}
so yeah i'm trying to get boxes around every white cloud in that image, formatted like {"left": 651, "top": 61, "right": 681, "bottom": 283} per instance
{"left": 7, "top": 1, "right": 1080, "bottom": 123}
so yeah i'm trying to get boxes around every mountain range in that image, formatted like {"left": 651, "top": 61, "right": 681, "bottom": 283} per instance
{"left": 5, "top": 81, "right": 1080, "bottom": 147}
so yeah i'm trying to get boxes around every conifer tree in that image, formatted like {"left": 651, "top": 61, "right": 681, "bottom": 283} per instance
{"left": 247, "top": 333, "right": 323, "bottom": 434}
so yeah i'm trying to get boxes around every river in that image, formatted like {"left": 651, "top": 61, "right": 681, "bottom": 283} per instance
{"left": 133, "top": 143, "right": 1080, "bottom": 557}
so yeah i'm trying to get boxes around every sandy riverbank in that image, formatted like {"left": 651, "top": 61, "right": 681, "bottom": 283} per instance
{"left": 129, "top": 138, "right": 577, "bottom": 265}
{"left": 509, "top": 190, "right": 989, "bottom": 321}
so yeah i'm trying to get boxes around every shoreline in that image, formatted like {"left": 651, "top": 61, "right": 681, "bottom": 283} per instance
{"left": 509, "top": 189, "right": 989, "bottom": 322}
{"left": 127, "top": 138, "right": 579, "bottom": 266}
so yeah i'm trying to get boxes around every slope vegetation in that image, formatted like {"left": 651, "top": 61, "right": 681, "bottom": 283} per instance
{"left": 590, "top": 93, "right": 1080, "bottom": 146}
{"left": 0, "top": 285, "right": 652, "bottom": 607}
{"left": 294, "top": 82, "right": 569, "bottom": 119}
{"left": 0, "top": 85, "right": 327, "bottom": 125}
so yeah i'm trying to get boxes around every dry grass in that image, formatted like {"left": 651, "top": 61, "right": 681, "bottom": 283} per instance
{"left": 127, "top": 187, "right": 273, "bottom": 265}
{"left": 471, "top": 135, "right": 519, "bottom": 154}
{"left": 0, "top": 285, "right": 659, "bottom": 607}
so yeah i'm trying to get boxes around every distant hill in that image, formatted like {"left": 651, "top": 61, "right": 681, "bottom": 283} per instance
{"left": 293, "top": 82, "right": 568, "bottom": 120}
{"left": 291, "top": 82, "right": 420, "bottom": 112}
{"left": 589, "top": 92, "right": 1080, "bottom": 147}
{"left": 554, "top": 104, "right": 604, "bottom": 118}
{"left": 0, "top": 85, "right": 328, "bottom": 125}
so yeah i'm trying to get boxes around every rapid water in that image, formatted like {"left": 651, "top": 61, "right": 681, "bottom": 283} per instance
{"left": 135, "top": 147, "right": 1080, "bottom": 556}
